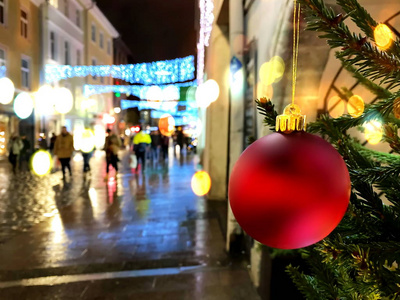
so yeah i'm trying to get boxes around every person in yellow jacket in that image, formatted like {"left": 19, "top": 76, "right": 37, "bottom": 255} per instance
{"left": 133, "top": 126, "right": 151, "bottom": 173}
{"left": 54, "top": 126, "right": 74, "bottom": 179}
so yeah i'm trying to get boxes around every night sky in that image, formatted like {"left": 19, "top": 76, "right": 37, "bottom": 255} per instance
{"left": 96, "top": 0, "right": 198, "bottom": 63}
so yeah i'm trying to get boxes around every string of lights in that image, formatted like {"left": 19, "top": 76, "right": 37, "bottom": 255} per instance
{"left": 45, "top": 55, "right": 195, "bottom": 85}
{"left": 83, "top": 81, "right": 196, "bottom": 98}
{"left": 197, "top": 0, "right": 214, "bottom": 84}
{"left": 120, "top": 100, "right": 197, "bottom": 112}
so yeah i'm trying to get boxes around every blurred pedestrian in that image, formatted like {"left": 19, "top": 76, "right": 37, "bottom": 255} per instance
{"left": 161, "top": 135, "right": 169, "bottom": 160}
{"left": 49, "top": 133, "right": 57, "bottom": 155}
{"left": 82, "top": 150, "right": 93, "bottom": 173}
{"left": 133, "top": 126, "right": 151, "bottom": 172}
{"left": 54, "top": 126, "right": 74, "bottom": 180}
{"left": 104, "top": 128, "right": 121, "bottom": 178}
{"left": 8, "top": 134, "right": 23, "bottom": 174}
{"left": 150, "top": 129, "right": 161, "bottom": 161}
{"left": 176, "top": 127, "right": 184, "bottom": 153}
{"left": 19, "top": 135, "right": 31, "bottom": 171}
{"left": 38, "top": 134, "right": 48, "bottom": 150}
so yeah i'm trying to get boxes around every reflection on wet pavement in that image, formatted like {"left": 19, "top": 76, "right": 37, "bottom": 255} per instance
{"left": 0, "top": 150, "right": 260, "bottom": 299}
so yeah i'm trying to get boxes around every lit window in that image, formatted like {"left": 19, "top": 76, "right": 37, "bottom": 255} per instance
{"left": 91, "top": 24, "right": 96, "bottom": 42}
{"left": 100, "top": 32, "right": 104, "bottom": 49}
{"left": 64, "top": 41, "right": 70, "bottom": 65}
{"left": 0, "top": 0, "right": 5, "bottom": 25}
{"left": 20, "top": 9, "right": 28, "bottom": 39}
{"left": 50, "top": 31, "right": 56, "bottom": 60}
{"left": 21, "top": 58, "right": 30, "bottom": 89}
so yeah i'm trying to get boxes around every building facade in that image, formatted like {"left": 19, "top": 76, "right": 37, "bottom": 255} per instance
{"left": 0, "top": 0, "right": 41, "bottom": 157}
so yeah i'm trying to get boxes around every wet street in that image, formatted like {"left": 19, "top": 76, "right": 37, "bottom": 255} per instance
{"left": 0, "top": 150, "right": 260, "bottom": 299}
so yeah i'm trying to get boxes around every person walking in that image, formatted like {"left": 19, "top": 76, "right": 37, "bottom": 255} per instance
{"left": 133, "top": 126, "right": 151, "bottom": 173}
{"left": 54, "top": 126, "right": 74, "bottom": 180}
{"left": 161, "top": 134, "right": 169, "bottom": 160}
{"left": 49, "top": 133, "right": 57, "bottom": 155}
{"left": 8, "top": 134, "right": 23, "bottom": 174}
{"left": 150, "top": 129, "right": 161, "bottom": 161}
{"left": 104, "top": 128, "right": 121, "bottom": 178}
{"left": 19, "top": 135, "right": 31, "bottom": 171}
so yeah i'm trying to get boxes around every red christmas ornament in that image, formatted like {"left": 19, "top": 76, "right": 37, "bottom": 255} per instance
{"left": 229, "top": 131, "right": 351, "bottom": 249}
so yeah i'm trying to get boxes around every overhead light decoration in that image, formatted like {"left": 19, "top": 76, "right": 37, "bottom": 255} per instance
{"left": 197, "top": 0, "right": 214, "bottom": 84}
{"left": 83, "top": 81, "right": 196, "bottom": 98}
{"left": 45, "top": 55, "right": 196, "bottom": 85}
{"left": 121, "top": 100, "right": 197, "bottom": 114}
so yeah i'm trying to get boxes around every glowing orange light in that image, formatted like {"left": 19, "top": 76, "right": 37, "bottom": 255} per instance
{"left": 347, "top": 95, "right": 365, "bottom": 118}
{"left": 191, "top": 171, "right": 211, "bottom": 196}
{"left": 374, "top": 24, "right": 393, "bottom": 51}
{"left": 158, "top": 114, "right": 175, "bottom": 137}
{"left": 328, "top": 96, "right": 345, "bottom": 119}
{"left": 364, "top": 120, "right": 383, "bottom": 145}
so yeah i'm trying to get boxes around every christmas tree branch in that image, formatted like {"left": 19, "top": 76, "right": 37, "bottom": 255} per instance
{"left": 300, "top": 0, "right": 400, "bottom": 89}
{"left": 255, "top": 98, "right": 278, "bottom": 131}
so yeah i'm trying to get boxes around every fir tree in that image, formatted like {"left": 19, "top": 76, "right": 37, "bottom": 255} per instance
{"left": 257, "top": 0, "right": 400, "bottom": 298}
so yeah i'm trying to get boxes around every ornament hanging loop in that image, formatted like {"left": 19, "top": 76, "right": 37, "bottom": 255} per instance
{"left": 276, "top": 104, "right": 306, "bottom": 133}
{"left": 276, "top": 0, "right": 306, "bottom": 134}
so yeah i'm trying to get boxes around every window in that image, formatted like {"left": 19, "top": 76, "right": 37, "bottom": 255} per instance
{"left": 75, "top": 9, "right": 80, "bottom": 27}
{"left": 107, "top": 40, "right": 111, "bottom": 55}
{"left": 21, "top": 58, "right": 30, "bottom": 89}
{"left": 20, "top": 9, "right": 28, "bottom": 39}
{"left": 50, "top": 31, "right": 56, "bottom": 60}
{"left": 91, "top": 24, "right": 96, "bottom": 42}
{"left": 0, "top": 0, "right": 5, "bottom": 25}
{"left": 76, "top": 49, "right": 81, "bottom": 65}
{"left": 0, "top": 48, "right": 5, "bottom": 67}
{"left": 100, "top": 32, "right": 104, "bottom": 49}
{"left": 64, "top": 41, "right": 70, "bottom": 65}
{"left": 64, "top": 0, "right": 69, "bottom": 17}
{"left": 92, "top": 58, "right": 96, "bottom": 80}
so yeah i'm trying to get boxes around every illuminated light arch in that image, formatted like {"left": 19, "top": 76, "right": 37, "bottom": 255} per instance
{"left": 45, "top": 55, "right": 195, "bottom": 85}
{"left": 197, "top": 0, "right": 214, "bottom": 84}
{"left": 83, "top": 81, "right": 196, "bottom": 99}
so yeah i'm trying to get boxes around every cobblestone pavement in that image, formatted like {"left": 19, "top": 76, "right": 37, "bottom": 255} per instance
{"left": 0, "top": 149, "right": 260, "bottom": 299}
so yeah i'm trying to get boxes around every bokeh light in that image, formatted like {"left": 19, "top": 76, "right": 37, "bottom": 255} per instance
{"left": 79, "top": 129, "right": 96, "bottom": 153}
{"left": 0, "top": 77, "right": 15, "bottom": 105}
{"left": 347, "top": 95, "right": 365, "bottom": 118}
{"left": 186, "top": 86, "right": 197, "bottom": 101}
{"left": 191, "top": 171, "right": 211, "bottom": 196}
{"left": 114, "top": 107, "right": 121, "bottom": 114}
{"left": 54, "top": 87, "right": 73, "bottom": 114}
{"left": 35, "top": 85, "right": 55, "bottom": 115}
{"left": 162, "top": 85, "right": 180, "bottom": 101}
{"left": 195, "top": 83, "right": 211, "bottom": 108}
{"left": 374, "top": 23, "right": 393, "bottom": 51}
{"left": 146, "top": 86, "right": 163, "bottom": 101}
{"left": 328, "top": 96, "right": 345, "bottom": 118}
{"left": 259, "top": 56, "right": 285, "bottom": 86}
{"left": 364, "top": 120, "right": 383, "bottom": 145}
{"left": 14, "top": 92, "right": 34, "bottom": 119}
{"left": 257, "top": 82, "right": 273, "bottom": 99}
{"left": 158, "top": 113, "right": 175, "bottom": 137}
{"left": 31, "top": 150, "right": 52, "bottom": 176}
{"left": 204, "top": 79, "right": 220, "bottom": 103}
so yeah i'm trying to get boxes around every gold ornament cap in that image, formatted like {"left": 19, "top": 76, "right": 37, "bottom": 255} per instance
{"left": 276, "top": 103, "right": 306, "bottom": 133}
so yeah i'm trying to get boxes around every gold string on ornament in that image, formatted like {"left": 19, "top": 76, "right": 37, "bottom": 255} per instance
{"left": 276, "top": 0, "right": 306, "bottom": 133}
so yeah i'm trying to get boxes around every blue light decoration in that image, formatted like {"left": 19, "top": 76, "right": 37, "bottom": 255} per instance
{"left": 120, "top": 100, "right": 197, "bottom": 113}
{"left": 83, "top": 81, "right": 197, "bottom": 98}
{"left": 0, "top": 66, "right": 6, "bottom": 78}
{"left": 45, "top": 55, "right": 195, "bottom": 85}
